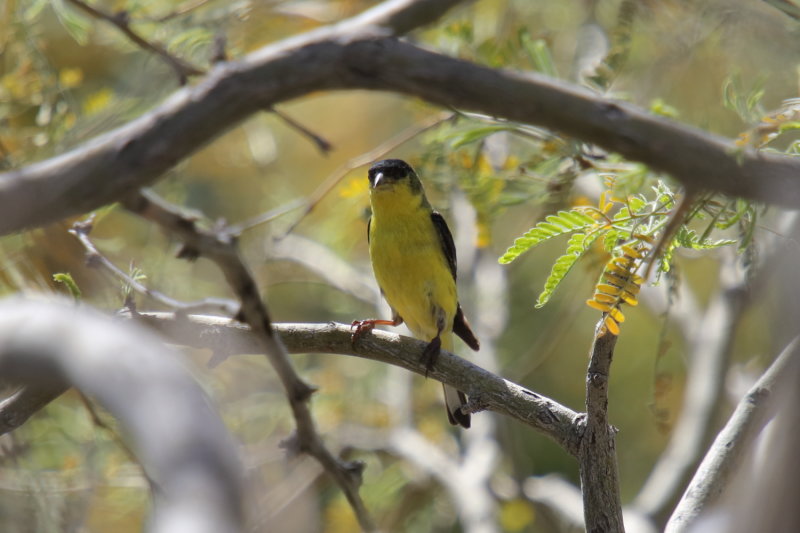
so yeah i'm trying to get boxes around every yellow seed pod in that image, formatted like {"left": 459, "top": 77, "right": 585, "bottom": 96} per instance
{"left": 587, "top": 299, "right": 613, "bottom": 312}
{"left": 604, "top": 315, "right": 620, "bottom": 335}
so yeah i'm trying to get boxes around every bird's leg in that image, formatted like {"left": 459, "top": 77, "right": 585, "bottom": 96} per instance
{"left": 420, "top": 336, "right": 441, "bottom": 378}
{"left": 350, "top": 315, "right": 402, "bottom": 346}
{"left": 421, "top": 318, "right": 445, "bottom": 377}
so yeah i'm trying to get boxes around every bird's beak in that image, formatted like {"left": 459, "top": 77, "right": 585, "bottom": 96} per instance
{"left": 372, "top": 172, "right": 384, "bottom": 188}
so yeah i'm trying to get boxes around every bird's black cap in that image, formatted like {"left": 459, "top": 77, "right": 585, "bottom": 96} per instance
{"left": 368, "top": 159, "right": 416, "bottom": 187}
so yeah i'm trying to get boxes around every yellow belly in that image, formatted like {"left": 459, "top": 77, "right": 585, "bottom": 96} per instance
{"left": 369, "top": 211, "right": 457, "bottom": 343}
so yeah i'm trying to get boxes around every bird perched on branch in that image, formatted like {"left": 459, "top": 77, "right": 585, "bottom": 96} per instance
{"left": 352, "top": 159, "right": 480, "bottom": 428}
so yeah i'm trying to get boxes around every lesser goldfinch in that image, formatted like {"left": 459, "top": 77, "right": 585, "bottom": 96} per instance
{"left": 352, "top": 159, "right": 479, "bottom": 428}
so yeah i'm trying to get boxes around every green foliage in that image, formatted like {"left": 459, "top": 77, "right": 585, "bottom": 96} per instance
{"left": 499, "top": 176, "right": 747, "bottom": 334}
{"left": 52, "top": 272, "right": 82, "bottom": 300}
{"left": 649, "top": 98, "right": 679, "bottom": 119}
{"left": 723, "top": 73, "right": 767, "bottom": 124}
{"left": 122, "top": 263, "right": 147, "bottom": 302}
{"left": 519, "top": 29, "right": 558, "bottom": 77}
{"left": 536, "top": 231, "right": 600, "bottom": 307}
{"left": 499, "top": 210, "right": 595, "bottom": 264}
{"left": 675, "top": 227, "right": 737, "bottom": 250}
{"left": 52, "top": 0, "right": 92, "bottom": 45}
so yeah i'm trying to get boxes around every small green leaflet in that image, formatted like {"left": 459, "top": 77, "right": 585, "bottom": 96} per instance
{"left": 536, "top": 232, "right": 601, "bottom": 307}
{"left": 499, "top": 210, "right": 596, "bottom": 264}
{"left": 449, "top": 125, "right": 516, "bottom": 149}
{"left": 53, "top": 272, "right": 81, "bottom": 301}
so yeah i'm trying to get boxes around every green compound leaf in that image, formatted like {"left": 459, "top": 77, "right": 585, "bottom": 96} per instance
{"left": 676, "top": 227, "right": 737, "bottom": 250}
{"left": 536, "top": 231, "right": 601, "bottom": 307}
{"left": 499, "top": 210, "right": 596, "bottom": 264}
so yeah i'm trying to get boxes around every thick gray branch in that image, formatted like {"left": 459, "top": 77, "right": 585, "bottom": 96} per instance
{"left": 0, "top": 0, "right": 467, "bottom": 234}
{"left": 149, "top": 314, "right": 583, "bottom": 455}
{"left": 1, "top": 313, "right": 581, "bottom": 455}
{"left": 0, "top": 312, "right": 580, "bottom": 455}
{"left": 3, "top": 0, "right": 800, "bottom": 234}
{"left": 0, "top": 298, "right": 244, "bottom": 533}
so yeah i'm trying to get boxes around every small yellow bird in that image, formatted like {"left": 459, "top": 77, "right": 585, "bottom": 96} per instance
{"left": 352, "top": 159, "right": 479, "bottom": 428}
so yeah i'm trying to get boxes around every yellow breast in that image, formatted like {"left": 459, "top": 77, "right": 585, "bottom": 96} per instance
{"left": 368, "top": 183, "right": 457, "bottom": 342}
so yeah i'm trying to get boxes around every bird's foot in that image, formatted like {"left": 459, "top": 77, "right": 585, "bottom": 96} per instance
{"left": 420, "top": 336, "right": 441, "bottom": 377}
{"left": 350, "top": 319, "right": 395, "bottom": 346}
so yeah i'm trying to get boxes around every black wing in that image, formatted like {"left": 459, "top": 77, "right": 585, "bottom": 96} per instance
{"left": 367, "top": 216, "right": 371, "bottom": 244}
{"left": 431, "top": 211, "right": 457, "bottom": 281}
{"left": 431, "top": 212, "right": 479, "bottom": 351}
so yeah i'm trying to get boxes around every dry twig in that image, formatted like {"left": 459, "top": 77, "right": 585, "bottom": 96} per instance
{"left": 69, "top": 216, "right": 239, "bottom": 316}
{"left": 121, "top": 190, "right": 377, "bottom": 531}
{"left": 270, "top": 107, "right": 333, "bottom": 155}
{"left": 665, "top": 336, "right": 800, "bottom": 533}
{"left": 275, "top": 112, "right": 454, "bottom": 237}
{"left": 64, "top": 0, "right": 204, "bottom": 84}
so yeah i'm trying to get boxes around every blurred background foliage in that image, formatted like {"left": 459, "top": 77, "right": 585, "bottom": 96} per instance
{"left": 1, "top": 0, "right": 799, "bottom": 531}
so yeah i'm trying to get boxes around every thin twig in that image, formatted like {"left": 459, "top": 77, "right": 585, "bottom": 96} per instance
{"left": 763, "top": 0, "right": 800, "bottom": 21}
{"left": 121, "top": 190, "right": 377, "bottom": 532}
{"left": 268, "top": 233, "right": 379, "bottom": 305}
{"left": 642, "top": 189, "right": 696, "bottom": 281}
{"left": 632, "top": 255, "right": 745, "bottom": 524}
{"left": 634, "top": 212, "right": 800, "bottom": 524}
{"left": 665, "top": 336, "right": 800, "bottom": 533}
{"left": 270, "top": 107, "right": 333, "bottom": 155}
{"left": 64, "top": 0, "right": 204, "bottom": 85}
{"left": 77, "top": 392, "right": 142, "bottom": 472}
{"left": 276, "top": 112, "right": 455, "bottom": 238}
{"left": 148, "top": 0, "right": 214, "bottom": 23}
{"left": 228, "top": 198, "right": 306, "bottom": 235}
{"left": 68, "top": 216, "right": 239, "bottom": 316}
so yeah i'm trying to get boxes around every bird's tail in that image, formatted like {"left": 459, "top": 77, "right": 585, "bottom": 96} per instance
{"left": 441, "top": 332, "right": 470, "bottom": 428}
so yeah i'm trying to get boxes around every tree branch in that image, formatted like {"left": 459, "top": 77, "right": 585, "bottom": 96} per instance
{"left": 0, "top": 384, "right": 67, "bottom": 435}
{"left": 4, "top": 0, "right": 800, "bottom": 235}
{"left": 579, "top": 322, "right": 625, "bottom": 533}
{"left": 632, "top": 256, "right": 746, "bottom": 524}
{"left": 665, "top": 336, "right": 800, "bottom": 533}
{"left": 68, "top": 215, "right": 239, "bottom": 316}
{"left": 269, "top": 107, "right": 333, "bottom": 155}
{"left": 0, "top": 298, "right": 244, "bottom": 533}
{"left": 120, "top": 190, "right": 377, "bottom": 532}
{"left": 0, "top": 313, "right": 583, "bottom": 454}
{"left": 151, "top": 314, "right": 584, "bottom": 454}
{"left": 634, "top": 212, "right": 800, "bottom": 525}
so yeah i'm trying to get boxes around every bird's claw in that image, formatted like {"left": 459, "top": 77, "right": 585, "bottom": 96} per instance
{"left": 350, "top": 319, "right": 376, "bottom": 347}
{"left": 420, "top": 337, "right": 441, "bottom": 378}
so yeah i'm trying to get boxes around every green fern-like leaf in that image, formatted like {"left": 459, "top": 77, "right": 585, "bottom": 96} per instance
{"left": 627, "top": 195, "right": 647, "bottom": 213}
{"left": 603, "top": 228, "right": 621, "bottom": 252}
{"left": 536, "top": 232, "right": 601, "bottom": 307}
{"left": 677, "top": 227, "right": 737, "bottom": 250}
{"left": 449, "top": 125, "right": 515, "bottom": 149}
{"left": 499, "top": 210, "right": 595, "bottom": 264}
